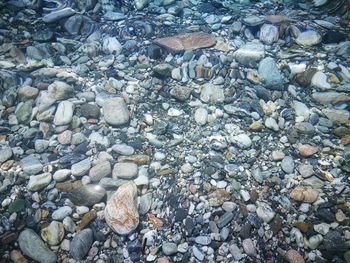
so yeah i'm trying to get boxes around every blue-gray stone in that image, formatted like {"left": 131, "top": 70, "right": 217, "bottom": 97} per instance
{"left": 70, "top": 228, "right": 93, "bottom": 260}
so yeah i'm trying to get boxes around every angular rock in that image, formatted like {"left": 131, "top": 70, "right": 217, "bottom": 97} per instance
{"left": 104, "top": 182, "right": 139, "bottom": 235}
{"left": 0, "top": 147, "right": 12, "bottom": 163}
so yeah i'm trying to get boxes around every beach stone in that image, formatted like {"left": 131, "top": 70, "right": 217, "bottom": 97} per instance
{"left": 234, "top": 42, "right": 265, "bottom": 67}
{"left": 27, "top": 173, "right": 52, "bottom": 191}
{"left": 256, "top": 203, "right": 275, "bottom": 223}
{"left": 41, "top": 221, "right": 65, "bottom": 246}
{"left": 298, "top": 164, "right": 313, "bottom": 178}
{"left": 15, "top": 101, "right": 32, "bottom": 124}
{"left": 242, "top": 238, "right": 256, "bottom": 256}
{"left": 48, "top": 81, "right": 74, "bottom": 100}
{"left": 0, "top": 147, "right": 12, "bottom": 163}
{"left": 67, "top": 185, "right": 106, "bottom": 206}
{"left": 69, "top": 228, "right": 93, "bottom": 260}
{"left": 102, "top": 37, "right": 122, "bottom": 54}
{"left": 52, "top": 206, "right": 73, "bottom": 221}
{"left": 89, "top": 161, "right": 111, "bottom": 182}
{"left": 230, "top": 134, "right": 252, "bottom": 149}
{"left": 296, "top": 30, "right": 321, "bottom": 46}
{"left": 311, "top": 72, "right": 331, "bottom": 90}
{"left": 265, "top": 117, "right": 279, "bottom": 131}
{"left": 162, "top": 242, "right": 178, "bottom": 255}
{"left": 272, "top": 150, "right": 285, "bottom": 161}
{"left": 112, "top": 144, "right": 135, "bottom": 155}
{"left": 103, "top": 97, "right": 130, "bottom": 126}
{"left": 258, "top": 57, "right": 283, "bottom": 90}
{"left": 53, "top": 169, "right": 71, "bottom": 182}
{"left": 298, "top": 144, "right": 318, "bottom": 157}
{"left": 292, "top": 101, "right": 310, "bottom": 121}
{"left": 200, "top": 83, "right": 224, "bottom": 103}
{"left": 112, "top": 162, "right": 138, "bottom": 179}
{"left": 54, "top": 101, "right": 74, "bottom": 126}
{"left": 104, "top": 182, "right": 139, "bottom": 235}
{"left": 322, "top": 109, "right": 349, "bottom": 124}
{"left": 284, "top": 249, "right": 305, "bottom": 263}
{"left": 290, "top": 187, "right": 318, "bottom": 203}
{"left": 260, "top": 24, "right": 279, "bottom": 44}
{"left": 71, "top": 158, "right": 91, "bottom": 177}
{"left": 20, "top": 155, "right": 43, "bottom": 175}
{"left": 194, "top": 108, "right": 208, "bottom": 125}
{"left": 153, "top": 32, "right": 216, "bottom": 54}
{"left": 18, "top": 229, "right": 57, "bottom": 263}
{"left": 281, "top": 156, "right": 294, "bottom": 174}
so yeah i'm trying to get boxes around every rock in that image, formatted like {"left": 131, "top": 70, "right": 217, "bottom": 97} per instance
{"left": 295, "top": 68, "right": 318, "bottom": 87}
{"left": 217, "top": 212, "right": 234, "bottom": 228}
{"left": 272, "top": 150, "right": 285, "bottom": 161}
{"left": 102, "top": 37, "right": 122, "bottom": 54}
{"left": 153, "top": 32, "right": 216, "bottom": 54}
{"left": 0, "top": 147, "right": 12, "bottom": 163}
{"left": 193, "top": 246, "right": 205, "bottom": 260}
{"left": 18, "top": 229, "right": 57, "bottom": 263}
{"left": 298, "top": 144, "right": 318, "bottom": 157}
{"left": 41, "top": 221, "right": 65, "bottom": 246}
{"left": 230, "top": 134, "right": 252, "bottom": 149}
{"left": 298, "top": 164, "right": 314, "bottom": 178}
{"left": 43, "top": 7, "right": 76, "bottom": 23}
{"left": 281, "top": 156, "right": 294, "bottom": 174}
{"left": 200, "top": 84, "right": 224, "bottom": 103}
{"left": 48, "top": 81, "right": 74, "bottom": 100}
{"left": 308, "top": 234, "right": 323, "bottom": 249}
{"left": 64, "top": 14, "right": 83, "bottom": 35}
{"left": 312, "top": 92, "right": 341, "bottom": 105}
{"left": 265, "top": 117, "right": 279, "bottom": 131}
{"left": 104, "top": 182, "right": 139, "bottom": 235}
{"left": 20, "top": 155, "right": 43, "bottom": 175}
{"left": 234, "top": 42, "right": 265, "bottom": 67}
{"left": 194, "top": 108, "right": 208, "bottom": 125}
{"left": 54, "top": 101, "right": 74, "bottom": 126}
{"left": 322, "top": 109, "right": 349, "bottom": 124}
{"left": 258, "top": 57, "right": 283, "bottom": 90}
{"left": 89, "top": 161, "right": 111, "bottom": 182}
{"left": 103, "top": 97, "right": 130, "bottom": 126}
{"left": 162, "top": 242, "right": 178, "bottom": 255}
{"left": 27, "top": 173, "right": 52, "bottom": 191}
{"left": 53, "top": 169, "right": 71, "bottom": 182}
{"left": 71, "top": 158, "right": 91, "bottom": 177}
{"left": 67, "top": 185, "right": 106, "bottom": 206}
{"left": 284, "top": 249, "right": 305, "bottom": 263}
{"left": 112, "top": 162, "right": 138, "bottom": 179}
{"left": 260, "top": 24, "right": 279, "bottom": 44}
{"left": 290, "top": 187, "right": 319, "bottom": 203}
{"left": 15, "top": 101, "right": 32, "bottom": 124}
{"left": 242, "top": 238, "right": 256, "bottom": 256}
{"left": 292, "top": 101, "right": 310, "bottom": 121}
{"left": 311, "top": 71, "right": 331, "bottom": 90}
{"left": 296, "top": 30, "right": 321, "bottom": 46}
{"left": 69, "top": 228, "right": 93, "bottom": 260}
{"left": 112, "top": 144, "right": 135, "bottom": 155}
{"left": 80, "top": 104, "right": 100, "bottom": 119}
{"left": 10, "top": 250, "right": 27, "bottom": 263}
{"left": 323, "top": 231, "right": 349, "bottom": 254}
{"left": 134, "top": 0, "right": 149, "bottom": 10}
{"left": 256, "top": 203, "right": 275, "bottom": 223}
{"left": 103, "top": 11, "right": 125, "bottom": 21}
{"left": 52, "top": 206, "right": 73, "bottom": 221}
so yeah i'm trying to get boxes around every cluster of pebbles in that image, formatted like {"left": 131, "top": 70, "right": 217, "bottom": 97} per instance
{"left": 0, "top": 0, "right": 350, "bottom": 262}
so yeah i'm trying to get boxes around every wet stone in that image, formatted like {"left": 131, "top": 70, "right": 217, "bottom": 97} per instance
{"left": 258, "top": 57, "right": 283, "bottom": 90}
{"left": 69, "top": 228, "right": 94, "bottom": 260}
{"left": 103, "top": 97, "right": 130, "bottom": 126}
{"left": 67, "top": 185, "right": 106, "bottom": 206}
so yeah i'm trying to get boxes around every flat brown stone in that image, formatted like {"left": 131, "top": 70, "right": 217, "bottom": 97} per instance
{"left": 153, "top": 32, "right": 217, "bottom": 53}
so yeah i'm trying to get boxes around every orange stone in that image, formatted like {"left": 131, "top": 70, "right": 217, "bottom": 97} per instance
{"left": 298, "top": 144, "right": 318, "bottom": 157}
{"left": 147, "top": 213, "right": 163, "bottom": 228}
{"left": 341, "top": 135, "right": 350, "bottom": 145}
{"left": 154, "top": 32, "right": 217, "bottom": 53}
{"left": 284, "top": 249, "right": 305, "bottom": 263}
{"left": 290, "top": 187, "right": 318, "bottom": 203}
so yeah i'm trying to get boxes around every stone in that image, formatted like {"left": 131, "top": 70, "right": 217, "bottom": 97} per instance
{"left": 80, "top": 104, "right": 100, "bottom": 119}
{"left": 322, "top": 109, "right": 349, "bottom": 124}
{"left": 194, "top": 108, "right": 208, "bottom": 125}
{"left": 43, "top": 7, "right": 75, "bottom": 23}
{"left": 234, "top": 42, "right": 265, "bottom": 67}
{"left": 15, "top": 101, "right": 32, "bottom": 124}
{"left": 162, "top": 242, "right": 178, "bottom": 255}
{"left": 67, "top": 185, "right": 106, "bottom": 206}
{"left": 0, "top": 147, "right": 12, "bottom": 163}
{"left": 10, "top": 250, "right": 27, "bottom": 263}
{"left": 258, "top": 57, "right": 283, "bottom": 90}
{"left": 71, "top": 158, "right": 91, "bottom": 177}
{"left": 27, "top": 173, "right": 52, "bottom": 191}
{"left": 102, "top": 37, "right": 122, "bottom": 54}
{"left": 292, "top": 100, "right": 310, "bottom": 121}
{"left": 295, "top": 68, "right": 318, "bottom": 87}
{"left": 64, "top": 14, "right": 83, "bottom": 35}
{"left": 296, "top": 30, "right": 321, "bottom": 46}
{"left": 18, "top": 86, "right": 38, "bottom": 99}
{"left": 52, "top": 206, "right": 73, "bottom": 221}
{"left": 54, "top": 101, "right": 74, "bottom": 126}
{"left": 265, "top": 117, "right": 279, "bottom": 131}
{"left": 200, "top": 84, "right": 224, "bottom": 103}
{"left": 256, "top": 203, "right": 275, "bottom": 223}
{"left": 89, "top": 161, "right": 111, "bottom": 182}
{"left": 48, "top": 81, "right": 74, "bottom": 100}
{"left": 298, "top": 164, "right": 313, "bottom": 178}
{"left": 290, "top": 187, "right": 318, "bottom": 203}
{"left": 103, "top": 97, "right": 130, "bottom": 126}
{"left": 284, "top": 249, "right": 305, "bottom": 263}
{"left": 104, "top": 182, "right": 139, "bottom": 235}
{"left": 20, "top": 155, "right": 43, "bottom": 175}
{"left": 103, "top": 11, "right": 125, "bottom": 21}
{"left": 153, "top": 32, "right": 216, "bottom": 54}
{"left": 70, "top": 228, "right": 93, "bottom": 260}
{"left": 112, "top": 162, "right": 138, "bottom": 179}
{"left": 281, "top": 156, "right": 294, "bottom": 174}
{"left": 242, "top": 238, "right": 256, "bottom": 256}
{"left": 272, "top": 150, "right": 285, "bottom": 161}
{"left": 298, "top": 144, "right": 318, "bottom": 157}
{"left": 41, "top": 221, "right": 65, "bottom": 246}
{"left": 311, "top": 71, "right": 331, "bottom": 90}
{"left": 112, "top": 144, "right": 135, "bottom": 155}
{"left": 18, "top": 229, "right": 57, "bottom": 263}
{"left": 230, "top": 134, "right": 252, "bottom": 149}
{"left": 53, "top": 169, "right": 71, "bottom": 182}
{"left": 260, "top": 24, "right": 279, "bottom": 44}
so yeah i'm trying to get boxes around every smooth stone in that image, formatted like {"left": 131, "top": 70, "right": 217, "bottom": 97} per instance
{"left": 193, "top": 246, "right": 205, "bottom": 260}
{"left": 230, "top": 134, "right": 252, "bottom": 149}
{"left": 18, "top": 229, "right": 57, "bottom": 263}
{"left": 112, "top": 162, "right": 138, "bottom": 179}
{"left": 102, "top": 37, "right": 122, "bottom": 55}
{"left": 322, "top": 109, "right": 349, "bottom": 124}
{"left": 139, "top": 193, "right": 152, "bottom": 214}
{"left": 104, "top": 182, "right": 139, "bottom": 235}
{"left": 63, "top": 14, "right": 83, "bottom": 35}
{"left": 260, "top": 24, "right": 279, "bottom": 44}
{"left": 43, "top": 7, "right": 75, "bottom": 23}
{"left": 234, "top": 42, "right": 265, "bottom": 67}
{"left": 112, "top": 144, "right": 135, "bottom": 155}
{"left": 311, "top": 71, "right": 331, "bottom": 90}
{"left": 194, "top": 108, "right": 208, "bottom": 125}
{"left": 103, "top": 97, "right": 130, "bottom": 126}
{"left": 67, "top": 185, "right": 106, "bottom": 206}
{"left": 292, "top": 100, "right": 310, "bottom": 121}
{"left": 256, "top": 203, "right": 275, "bottom": 223}
{"left": 265, "top": 117, "right": 279, "bottom": 131}
{"left": 281, "top": 156, "right": 294, "bottom": 174}
{"left": 53, "top": 169, "right": 71, "bottom": 182}
{"left": 290, "top": 187, "right": 318, "bottom": 203}
{"left": 162, "top": 242, "right": 178, "bottom": 255}
{"left": 308, "top": 234, "right": 323, "bottom": 249}
{"left": 52, "top": 206, "right": 73, "bottom": 221}
{"left": 89, "top": 161, "right": 111, "bottom": 182}
{"left": 69, "top": 228, "right": 93, "bottom": 260}
{"left": 15, "top": 101, "right": 32, "bottom": 124}
{"left": 298, "top": 144, "right": 318, "bottom": 157}
{"left": 296, "top": 30, "right": 321, "bottom": 46}
{"left": 258, "top": 57, "right": 283, "bottom": 90}
{"left": 41, "top": 221, "right": 65, "bottom": 246}
{"left": 71, "top": 158, "right": 91, "bottom": 177}
{"left": 54, "top": 101, "right": 74, "bottom": 126}
{"left": 312, "top": 92, "right": 340, "bottom": 105}
{"left": 217, "top": 212, "right": 234, "bottom": 228}
{"left": 195, "top": 236, "right": 211, "bottom": 245}
{"left": 298, "top": 164, "right": 314, "bottom": 178}
{"left": 272, "top": 150, "right": 285, "bottom": 161}
{"left": 0, "top": 147, "right": 12, "bottom": 163}
{"left": 103, "top": 11, "right": 125, "bottom": 21}
{"left": 27, "top": 173, "right": 52, "bottom": 191}
{"left": 48, "top": 81, "right": 74, "bottom": 100}
{"left": 242, "top": 238, "right": 256, "bottom": 256}
{"left": 200, "top": 83, "right": 224, "bottom": 103}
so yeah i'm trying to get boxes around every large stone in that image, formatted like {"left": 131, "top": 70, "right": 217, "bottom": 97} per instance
{"left": 48, "top": 81, "right": 74, "bottom": 100}
{"left": 69, "top": 228, "right": 93, "bottom": 260}
{"left": 15, "top": 101, "right": 32, "bottom": 124}
{"left": 296, "top": 30, "right": 322, "bottom": 46}
{"left": 153, "top": 32, "right": 216, "bottom": 54}
{"left": 259, "top": 24, "right": 279, "bottom": 44}
{"left": 234, "top": 42, "right": 265, "bottom": 67}
{"left": 102, "top": 37, "right": 122, "bottom": 55}
{"left": 89, "top": 160, "right": 111, "bottom": 182}
{"left": 41, "top": 221, "right": 65, "bottom": 246}
{"left": 104, "top": 182, "right": 139, "bottom": 235}
{"left": 27, "top": 173, "right": 52, "bottom": 191}
{"left": 200, "top": 83, "right": 224, "bottom": 103}
{"left": 258, "top": 57, "right": 284, "bottom": 90}
{"left": 103, "top": 97, "right": 130, "bottom": 126}
{"left": 54, "top": 101, "right": 74, "bottom": 126}
{"left": 20, "top": 155, "right": 43, "bottom": 175}
{"left": 18, "top": 229, "right": 57, "bottom": 263}
{"left": 112, "top": 162, "right": 138, "bottom": 179}
{"left": 67, "top": 184, "right": 106, "bottom": 206}
{"left": 322, "top": 109, "right": 349, "bottom": 124}
{"left": 0, "top": 147, "right": 12, "bottom": 163}
{"left": 71, "top": 158, "right": 91, "bottom": 177}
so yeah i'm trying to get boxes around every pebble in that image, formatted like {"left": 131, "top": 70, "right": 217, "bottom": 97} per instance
{"left": 27, "top": 173, "right": 52, "bottom": 191}
{"left": 52, "top": 206, "right": 73, "bottom": 221}
{"left": 296, "top": 30, "right": 322, "bottom": 46}
{"left": 41, "top": 221, "right": 65, "bottom": 246}
{"left": 102, "top": 97, "right": 130, "bottom": 126}
{"left": 162, "top": 242, "right": 178, "bottom": 255}
{"left": 69, "top": 228, "right": 93, "bottom": 260}
{"left": 0, "top": 147, "right": 12, "bottom": 163}
{"left": 67, "top": 185, "right": 106, "bottom": 206}
{"left": 54, "top": 101, "right": 74, "bottom": 126}
{"left": 281, "top": 156, "right": 295, "bottom": 174}
{"left": 258, "top": 57, "right": 283, "bottom": 90}
{"left": 71, "top": 158, "right": 91, "bottom": 177}
{"left": 112, "top": 162, "right": 138, "bottom": 179}
{"left": 89, "top": 161, "right": 111, "bottom": 182}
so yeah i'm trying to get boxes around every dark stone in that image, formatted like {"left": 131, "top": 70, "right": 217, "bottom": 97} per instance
{"left": 67, "top": 184, "right": 106, "bottom": 206}
{"left": 254, "top": 86, "right": 272, "bottom": 101}
{"left": 7, "top": 199, "right": 25, "bottom": 214}
{"left": 127, "top": 240, "right": 141, "bottom": 253}
{"left": 32, "top": 29, "right": 54, "bottom": 42}
{"left": 80, "top": 17, "right": 99, "bottom": 36}
{"left": 316, "top": 208, "right": 335, "bottom": 223}
{"left": 64, "top": 14, "right": 83, "bottom": 35}
{"left": 246, "top": 213, "right": 262, "bottom": 229}
{"left": 239, "top": 223, "right": 252, "bottom": 239}
{"left": 153, "top": 120, "right": 168, "bottom": 135}
{"left": 80, "top": 104, "right": 100, "bottom": 118}
{"left": 323, "top": 31, "right": 346, "bottom": 44}
{"left": 270, "top": 214, "right": 283, "bottom": 235}
{"left": 323, "top": 231, "right": 349, "bottom": 254}
{"left": 295, "top": 68, "right": 318, "bottom": 87}
{"left": 184, "top": 218, "right": 194, "bottom": 235}
{"left": 148, "top": 44, "right": 163, "bottom": 59}
{"left": 217, "top": 212, "right": 234, "bottom": 228}
{"left": 175, "top": 208, "right": 188, "bottom": 222}
{"left": 70, "top": 228, "right": 94, "bottom": 260}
